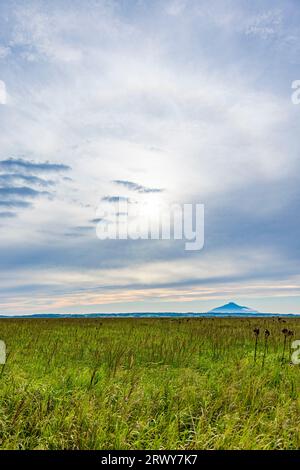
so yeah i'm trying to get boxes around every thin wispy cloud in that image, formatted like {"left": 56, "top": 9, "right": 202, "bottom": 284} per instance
{"left": 0, "top": 200, "right": 32, "bottom": 208}
{"left": 113, "top": 180, "right": 164, "bottom": 193}
{"left": 0, "top": 211, "right": 17, "bottom": 218}
{"left": 102, "top": 196, "right": 131, "bottom": 203}
{"left": 0, "top": 187, "right": 50, "bottom": 199}
{"left": 0, "top": 157, "right": 73, "bottom": 220}
{"left": 64, "top": 226, "right": 94, "bottom": 238}
{"left": 0, "top": 174, "right": 55, "bottom": 187}
{"left": 0, "top": 158, "right": 70, "bottom": 173}
{"left": 89, "top": 218, "right": 104, "bottom": 224}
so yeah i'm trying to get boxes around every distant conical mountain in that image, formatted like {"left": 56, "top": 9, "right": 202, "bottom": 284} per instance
{"left": 209, "top": 302, "right": 258, "bottom": 314}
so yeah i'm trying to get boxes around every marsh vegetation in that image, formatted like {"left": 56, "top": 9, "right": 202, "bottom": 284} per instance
{"left": 0, "top": 317, "right": 299, "bottom": 449}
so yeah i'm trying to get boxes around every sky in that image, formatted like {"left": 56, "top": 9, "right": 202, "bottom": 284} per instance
{"left": 0, "top": 0, "right": 300, "bottom": 315}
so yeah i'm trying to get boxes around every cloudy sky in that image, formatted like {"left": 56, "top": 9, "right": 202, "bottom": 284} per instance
{"left": 0, "top": 0, "right": 300, "bottom": 315}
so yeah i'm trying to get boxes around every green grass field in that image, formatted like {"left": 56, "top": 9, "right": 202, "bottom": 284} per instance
{"left": 0, "top": 317, "right": 300, "bottom": 450}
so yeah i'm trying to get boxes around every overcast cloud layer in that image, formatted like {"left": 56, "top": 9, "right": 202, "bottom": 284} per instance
{"left": 0, "top": 0, "right": 300, "bottom": 314}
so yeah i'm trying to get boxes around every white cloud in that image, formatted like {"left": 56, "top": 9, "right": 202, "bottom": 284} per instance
{"left": 245, "top": 10, "right": 283, "bottom": 39}
{"left": 165, "top": 0, "right": 187, "bottom": 16}
{"left": 0, "top": 46, "right": 10, "bottom": 59}
{"left": 0, "top": 80, "right": 6, "bottom": 104}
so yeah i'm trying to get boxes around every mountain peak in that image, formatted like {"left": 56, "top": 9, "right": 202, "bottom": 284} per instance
{"left": 209, "top": 302, "right": 258, "bottom": 314}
